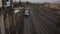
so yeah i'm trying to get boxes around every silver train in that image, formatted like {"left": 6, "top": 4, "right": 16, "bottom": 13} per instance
{"left": 25, "top": 8, "right": 30, "bottom": 16}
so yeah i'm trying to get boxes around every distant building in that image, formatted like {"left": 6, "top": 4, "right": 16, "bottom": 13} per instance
{"left": 13, "top": 0, "right": 20, "bottom": 3}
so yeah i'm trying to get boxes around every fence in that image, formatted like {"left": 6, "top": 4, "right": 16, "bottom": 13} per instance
{"left": 0, "top": 8, "right": 25, "bottom": 34}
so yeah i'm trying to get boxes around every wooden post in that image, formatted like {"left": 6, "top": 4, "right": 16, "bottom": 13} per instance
{"left": 0, "top": 14, "right": 5, "bottom": 34}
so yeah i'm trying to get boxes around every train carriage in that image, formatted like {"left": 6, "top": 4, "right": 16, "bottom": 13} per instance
{"left": 25, "top": 8, "right": 30, "bottom": 16}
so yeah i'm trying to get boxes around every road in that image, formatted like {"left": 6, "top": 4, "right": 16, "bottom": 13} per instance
{"left": 19, "top": 6, "right": 60, "bottom": 34}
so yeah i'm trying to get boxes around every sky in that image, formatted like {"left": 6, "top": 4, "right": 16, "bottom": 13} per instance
{"left": 13, "top": 0, "right": 60, "bottom": 3}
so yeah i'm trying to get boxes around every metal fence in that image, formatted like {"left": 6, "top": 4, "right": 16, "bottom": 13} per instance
{"left": 0, "top": 8, "right": 25, "bottom": 34}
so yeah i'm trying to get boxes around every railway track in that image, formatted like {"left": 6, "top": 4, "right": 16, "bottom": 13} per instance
{"left": 30, "top": 8, "right": 60, "bottom": 34}
{"left": 30, "top": 8, "right": 56, "bottom": 34}
{"left": 17, "top": 6, "right": 60, "bottom": 34}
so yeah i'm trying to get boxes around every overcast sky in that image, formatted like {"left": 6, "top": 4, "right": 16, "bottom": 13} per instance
{"left": 13, "top": 0, "right": 60, "bottom": 3}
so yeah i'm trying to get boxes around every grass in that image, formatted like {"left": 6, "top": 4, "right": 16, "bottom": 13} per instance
{"left": 44, "top": 4, "right": 60, "bottom": 9}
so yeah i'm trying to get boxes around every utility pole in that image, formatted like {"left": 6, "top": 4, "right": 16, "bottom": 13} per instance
{"left": 10, "top": 0, "right": 13, "bottom": 11}
{"left": 2, "top": 0, "right": 7, "bottom": 9}
{"left": 19, "top": 0, "right": 21, "bottom": 6}
{"left": 19, "top": 0, "right": 21, "bottom": 3}
{"left": 10, "top": 0, "right": 13, "bottom": 7}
